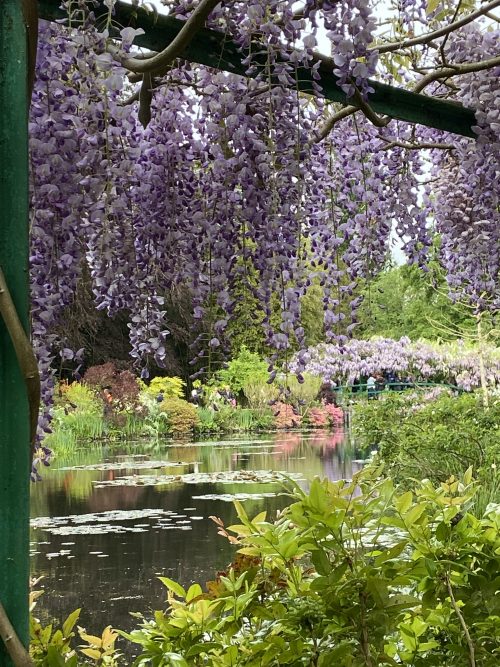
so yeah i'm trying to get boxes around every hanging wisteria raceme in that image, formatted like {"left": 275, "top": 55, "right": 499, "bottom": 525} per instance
{"left": 294, "top": 337, "right": 500, "bottom": 391}
{"left": 30, "top": 17, "right": 107, "bottom": 443}
{"left": 421, "top": 26, "right": 500, "bottom": 311}
{"left": 29, "top": 1, "right": 500, "bottom": 454}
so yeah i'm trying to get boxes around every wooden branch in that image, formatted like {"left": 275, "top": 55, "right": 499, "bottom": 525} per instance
{"left": 0, "top": 266, "right": 40, "bottom": 461}
{"left": 0, "top": 601, "right": 36, "bottom": 667}
{"left": 414, "top": 54, "right": 500, "bottom": 93}
{"left": 138, "top": 72, "right": 153, "bottom": 128}
{"left": 312, "top": 87, "right": 390, "bottom": 143}
{"left": 107, "top": 0, "right": 221, "bottom": 75}
{"left": 446, "top": 574, "right": 476, "bottom": 667}
{"left": 350, "top": 88, "right": 390, "bottom": 128}
{"left": 374, "top": 0, "right": 500, "bottom": 54}
{"left": 314, "top": 105, "right": 358, "bottom": 142}
{"left": 379, "top": 138, "right": 457, "bottom": 151}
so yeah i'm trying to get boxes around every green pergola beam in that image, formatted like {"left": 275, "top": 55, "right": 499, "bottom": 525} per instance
{"left": 0, "top": 3, "right": 31, "bottom": 666}
{"left": 38, "top": 0, "right": 477, "bottom": 138}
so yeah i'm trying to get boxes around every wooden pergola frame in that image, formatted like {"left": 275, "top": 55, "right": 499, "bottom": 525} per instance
{"left": 0, "top": 1, "right": 480, "bottom": 664}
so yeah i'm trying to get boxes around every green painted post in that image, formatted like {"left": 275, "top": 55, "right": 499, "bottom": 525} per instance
{"left": 0, "top": 2, "right": 31, "bottom": 665}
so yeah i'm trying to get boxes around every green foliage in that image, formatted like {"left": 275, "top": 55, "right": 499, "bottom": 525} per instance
{"left": 119, "top": 468, "right": 500, "bottom": 665}
{"left": 159, "top": 398, "right": 200, "bottom": 434}
{"left": 55, "top": 382, "right": 102, "bottom": 413}
{"left": 30, "top": 608, "right": 81, "bottom": 666}
{"left": 44, "top": 382, "right": 106, "bottom": 452}
{"left": 352, "top": 391, "right": 500, "bottom": 513}
{"left": 357, "top": 263, "right": 479, "bottom": 341}
{"left": 300, "top": 284, "right": 325, "bottom": 346}
{"left": 195, "top": 406, "right": 217, "bottom": 432}
{"left": 78, "top": 626, "right": 120, "bottom": 665}
{"left": 285, "top": 373, "right": 323, "bottom": 415}
{"left": 242, "top": 379, "right": 279, "bottom": 409}
{"left": 30, "top": 608, "right": 120, "bottom": 666}
{"left": 216, "top": 346, "right": 269, "bottom": 394}
{"left": 143, "top": 376, "right": 185, "bottom": 400}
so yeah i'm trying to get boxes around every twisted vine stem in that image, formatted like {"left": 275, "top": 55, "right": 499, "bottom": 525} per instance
{"left": 0, "top": 267, "right": 40, "bottom": 461}
{"left": 0, "top": 600, "right": 35, "bottom": 667}
{"left": 445, "top": 573, "right": 476, "bottom": 667}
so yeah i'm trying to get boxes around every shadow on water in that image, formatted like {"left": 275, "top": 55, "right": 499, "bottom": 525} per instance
{"left": 30, "top": 430, "right": 361, "bottom": 633}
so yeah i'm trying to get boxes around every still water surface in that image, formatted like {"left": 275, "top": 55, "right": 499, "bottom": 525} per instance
{"left": 30, "top": 430, "right": 360, "bottom": 632}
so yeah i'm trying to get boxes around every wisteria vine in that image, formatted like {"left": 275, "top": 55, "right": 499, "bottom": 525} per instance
{"left": 29, "top": 0, "right": 499, "bottom": 456}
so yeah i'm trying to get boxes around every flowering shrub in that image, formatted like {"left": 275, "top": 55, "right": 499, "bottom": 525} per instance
{"left": 273, "top": 402, "right": 302, "bottom": 429}
{"left": 83, "top": 363, "right": 141, "bottom": 411}
{"left": 308, "top": 404, "right": 344, "bottom": 428}
{"left": 295, "top": 337, "right": 500, "bottom": 391}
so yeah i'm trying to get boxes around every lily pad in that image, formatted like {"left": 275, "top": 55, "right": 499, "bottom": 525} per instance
{"left": 92, "top": 469, "right": 303, "bottom": 489}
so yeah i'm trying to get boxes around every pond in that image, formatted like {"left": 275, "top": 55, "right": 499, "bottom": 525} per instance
{"left": 30, "top": 429, "right": 361, "bottom": 634}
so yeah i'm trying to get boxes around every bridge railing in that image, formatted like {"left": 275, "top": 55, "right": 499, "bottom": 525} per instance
{"left": 332, "top": 381, "right": 463, "bottom": 403}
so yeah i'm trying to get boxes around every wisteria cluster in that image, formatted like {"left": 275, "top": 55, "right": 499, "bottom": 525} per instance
{"left": 420, "top": 27, "right": 500, "bottom": 311}
{"left": 29, "top": 0, "right": 500, "bottom": 442}
{"left": 294, "top": 337, "right": 500, "bottom": 391}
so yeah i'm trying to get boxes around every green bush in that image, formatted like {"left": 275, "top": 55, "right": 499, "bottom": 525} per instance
{"left": 159, "top": 397, "right": 200, "bottom": 434}
{"left": 352, "top": 391, "right": 500, "bottom": 513}
{"left": 119, "top": 467, "right": 500, "bottom": 666}
{"left": 285, "top": 372, "right": 323, "bottom": 415}
{"left": 44, "top": 382, "right": 106, "bottom": 452}
{"left": 217, "top": 346, "right": 269, "bottom": 394}
{"left": 242, "top": 379, "right": 279, "bottom": 409}
{"left": 195, "top": 406, "right": 217, "bottom": 432}
{"left": 142, "top": 376, "right": 185, "bottom": 400}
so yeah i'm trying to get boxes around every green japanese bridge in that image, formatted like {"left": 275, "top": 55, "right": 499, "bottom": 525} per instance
{"left": 0, "top": 1, "right": 480, "bottom": 664}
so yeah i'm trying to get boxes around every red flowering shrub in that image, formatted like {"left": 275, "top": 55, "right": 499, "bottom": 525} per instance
{"left": 273, "top": 402, "right": 302, "bottom": 429}
{"left": 83, "top": 363, "right": 141, "bottom": 411}
{"left": 307, "top": 404, "right": 344, "bottom": 428}
{"left": 83, "top": 362, "right": 116, "bottom": 389}
{"left": 308, "top": 407, "right": 329, "bottom": 427}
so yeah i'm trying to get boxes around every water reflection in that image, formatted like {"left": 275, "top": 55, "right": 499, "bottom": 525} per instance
{"left": 30, "top": 430, "right": 359, "bottom": 633}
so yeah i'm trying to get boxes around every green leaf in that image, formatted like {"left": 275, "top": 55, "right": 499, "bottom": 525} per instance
{"left": 62, "top": 608, "right": 81, "bottom": 638}
{"left": 395, "top": 491, "right": 413, "bottom": 514}
{"left": 311, "top": 549, "right": 332, "bottom": 575}
{"left": 186, "top": 583, "right": 203, "bottom": 602}
{"left": 310, "top": 575, "right": 329, "bottom": 592}
{"left": 234, "top": 499, "right": 251, "bottom": 526}
{"left": 404, "top": 502, "right": 426, "bottom": 527}
{"left": 436, "top": 521, "right": 450, "bottom": 542}
{"left": 164, "top": 652, "right": 189, "bottom": 666}
{"left": 158, "top": 577, "right": 186, "bottom": 598}
{"left": 185, "top": 642, "right": 220, "bottom": 657}
{"left": 426, "top": 0, "right": 441, "bottom": 15}
{"left": 366, "top": 576, "right": 389, "bottom": 607}
{"left": 374, "top": 541, "right": 407, "bottom": 565}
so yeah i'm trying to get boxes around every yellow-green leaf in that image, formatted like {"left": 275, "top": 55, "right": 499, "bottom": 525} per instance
{"left": 426, "top": 0, "right": 441, "bottom": 15}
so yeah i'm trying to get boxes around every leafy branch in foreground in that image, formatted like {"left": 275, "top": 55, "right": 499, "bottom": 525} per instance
{"left": 119, "top": 467, "right": 500, "bottom": 666}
